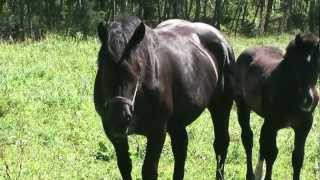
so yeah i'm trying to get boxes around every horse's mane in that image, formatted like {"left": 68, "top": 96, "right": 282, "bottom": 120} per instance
{"left": 285, "top": 33, "right": 319, "bottom": 60}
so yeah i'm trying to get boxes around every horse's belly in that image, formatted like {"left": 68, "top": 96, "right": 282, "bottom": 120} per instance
{"left": 170, "top": 81, "right": 216, "bottom": 126}
{"left": 239, "top": 67, "right": 265, "bottom": 116}
{"left": 170, "top": 105, "right": 206, "bottom": 126}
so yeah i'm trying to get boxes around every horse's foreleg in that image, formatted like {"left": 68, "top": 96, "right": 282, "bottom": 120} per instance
{"left": 110, "top": 137, "right": 132, "bottom": 180}
{"left": 168, "top": 126, "right": 188, "bottom": 180}
{"left": 292, "top": 116, "right": 313, "bottom": 180}
{"left": 259, "top": 122, "right": 278, "bottom": 180}
{"left": 236, "top": 98, "right": 254, "bottom": 180}
{"left": 209, "top": 97, "right": 232, "bottom": 180}
{"left": 142, "top": 130, "right": 166, "bottom": 180}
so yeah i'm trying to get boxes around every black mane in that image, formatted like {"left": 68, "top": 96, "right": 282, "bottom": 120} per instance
{"left": 106, "top": 16, "right": 142, "bottom": 63}
{"left": 285, "top": 33, "right": 319, "bottom": 59}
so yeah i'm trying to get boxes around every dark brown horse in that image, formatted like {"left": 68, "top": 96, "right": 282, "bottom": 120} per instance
{"left": 94, "top": 16, "right": 235, "bottom": 179}
{"left": 233, "top": 34, "right": 320, "bottom": 180}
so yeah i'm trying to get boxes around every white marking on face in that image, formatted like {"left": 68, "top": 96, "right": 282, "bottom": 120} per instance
{"left": 307, "top": 55, "right": 311, "bottom": 62}
{"left": 255, "top": 156, "right": 264, "bottom": 180}
{"left": 300, "top": 88, "right": 314, "bottom": 112}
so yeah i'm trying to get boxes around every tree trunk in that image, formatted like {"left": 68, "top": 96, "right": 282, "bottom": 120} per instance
{"left": 173, "top": 0, "right": 183, "bottom": 18}
{"left": 308, "top": 0, "right": 315, "bottom": 33}
{"left": 240, "top": 0, "right": 248, "bottom": 26}
{"left": 186, "top": 0, "right": 194, "bottom": 19}
{"left": 19, "top": 0, "right": 24, "bottom": 28}
{"left": 279, "top": 0, "right": 292, "bottom": 33}
{"left": 26, "top": 1, "right": 32, "bottom": 37}
{"left": 195, "top": 0, "right": 200, "bottom": 21}
{"left": 252, "top": 0, "right": 262, "bottom": 25}
{"left": 142, "top": 0, "right": 155, "bottom": 25}
{"left": 119, "top": 0, "right": 126, "bottom": 13}
{"left": 164, "top": 0, "right": 171, "bottom": 19}
{"left": 234, "top": 0, "right": 245, "bottom": 35}
{"left": 112, "top": 0, "right": 116, "bottom": 21}
{"left": 213, "top": 0, "right": 223, "bottom": 29}
{"left": 230, "top": 0, "right": 243, "bottom": 34}
{"left": 259, "top": 0, "right": 267, "bottom": 35}
{"left": 203, "top": 0, "right": 208, "bottom": 18}
{"left": 264, "top": 0, "right": 274, "bottom": 33}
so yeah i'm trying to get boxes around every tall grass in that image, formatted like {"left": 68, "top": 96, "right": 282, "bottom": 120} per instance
{"left": 0, "top": 34, "right": 319, "bottom": 179}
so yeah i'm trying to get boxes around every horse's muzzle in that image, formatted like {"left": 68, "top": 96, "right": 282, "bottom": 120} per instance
{"left": 104, "top": 98, "right": 136, "bottom": 137}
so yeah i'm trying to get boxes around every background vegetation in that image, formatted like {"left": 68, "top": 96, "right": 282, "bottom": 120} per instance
{"left": 0, "top": 34, "right": 319, "bottom": 179}
{"left": 0, "top": 0, "right": 319, "bottom": 40}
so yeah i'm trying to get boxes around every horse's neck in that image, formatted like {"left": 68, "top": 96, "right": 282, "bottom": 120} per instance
{"left": 139, "top": 33, "right": 160, "bottom": 89}
{"left": 270, "top": 59, "right": 294, "bottom": 90}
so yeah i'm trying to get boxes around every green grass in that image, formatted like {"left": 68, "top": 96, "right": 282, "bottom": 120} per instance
{"left": 0, "top": 34, "right": 319, "bottom": 179}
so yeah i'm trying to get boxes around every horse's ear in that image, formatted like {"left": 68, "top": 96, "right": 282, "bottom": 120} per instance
{"left": 295, "top": 33, "right": 303, "bottom": 45}
{"left": 97, "top": 22, "right": 107, "bottom": 43}
{"left": 127, "top": 22, "right": 145, "bottom": 49}
{"left": 121, "top": 22, "right": 145, "bottom": 60}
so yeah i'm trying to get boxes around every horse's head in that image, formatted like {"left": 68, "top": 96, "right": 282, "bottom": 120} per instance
{"left": 96, "top": 16, "right": 146, "bottom": 138}
{"left": 284, "top": 33, "right": 320, "bottom": 112}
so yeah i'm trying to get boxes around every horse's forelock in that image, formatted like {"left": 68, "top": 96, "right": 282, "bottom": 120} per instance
{"left": 107, "top": 28, "right": 127, "bottom": 62}
{"left": 106, "top": 17, "right": 143, "bottom": 64}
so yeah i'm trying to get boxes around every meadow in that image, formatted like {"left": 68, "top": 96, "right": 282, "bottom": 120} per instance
{"left": 0, "top": 34, "right": 319, "bottom": 179}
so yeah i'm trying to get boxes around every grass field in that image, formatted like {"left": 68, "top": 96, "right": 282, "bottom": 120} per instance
{"left": 0, "top": 34, "right": 319, "bottom": 180}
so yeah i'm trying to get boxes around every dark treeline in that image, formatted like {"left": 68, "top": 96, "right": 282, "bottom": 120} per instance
{"left": 0, "top": 0, "right": 319, "bottom": 40}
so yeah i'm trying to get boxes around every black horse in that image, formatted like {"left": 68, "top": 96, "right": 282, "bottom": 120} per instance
{"left": 233, "top": 33, "right": 320, "bottom": 180}
{"left": 94, "top": 16, "right": 235, "bottom": 179}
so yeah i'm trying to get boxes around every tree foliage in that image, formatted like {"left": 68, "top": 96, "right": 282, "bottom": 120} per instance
{"left": 0, "top": 0, "right": 319, "bottom": 40}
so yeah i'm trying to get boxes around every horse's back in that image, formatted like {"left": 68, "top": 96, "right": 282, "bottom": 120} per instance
{"left": 237, "top": 46, "right": 283, "bottom": 67}
{"left": 155, "top": 19, "right": 234, "bottom": 80}
{"left": 155, "top": 19, "right": 229, "bottom": 47}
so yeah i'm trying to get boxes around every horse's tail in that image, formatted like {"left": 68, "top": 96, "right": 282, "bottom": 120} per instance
{"left": 223, "top": 44, "right": 236, "bottom": 95}
{"left": 217, "top": 42, "right": 236, "bottom": 96}
{"left": 198, "top": 33, "right": 235, "bottom": 94}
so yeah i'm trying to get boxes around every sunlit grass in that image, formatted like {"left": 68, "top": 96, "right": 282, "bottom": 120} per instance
{"left": 0, "top": 33, "right": 319, "bottom": 179}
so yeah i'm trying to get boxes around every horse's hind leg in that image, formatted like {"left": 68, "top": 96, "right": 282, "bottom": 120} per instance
{"left": 168, "top": 125, "right": 188, "bottom": 180}
{"left": 209, "top": 96, "right": 233, "bottom": 180}
{"left": 292, "top": 116, "right": 313, "bottom": 180}
{"left": 235, "top": 97, "right": 254, "bottom": 180}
